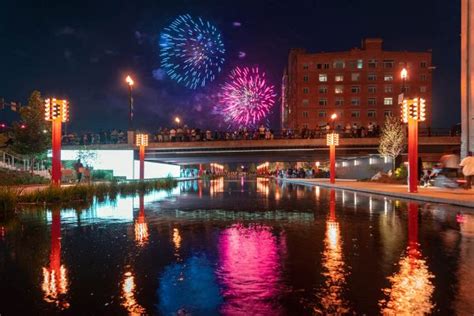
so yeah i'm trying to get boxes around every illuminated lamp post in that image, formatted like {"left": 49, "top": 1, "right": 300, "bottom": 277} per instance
{"left": 174, "top": 116, "right": 181, "bottom": 127}
{"left": 135, "top": 133, "right": 148, "bottom": 181}
{"left": 326, "top": 113, "right": 339, "bottom": 184}
{"left": 44, "top": 98, "right": 69, "bottom": 187}
{"left": 400, "top": 69, "right": 426, "bottom": 193}
{"left": 125, "top": 75, "right": 134, "bottom": 129}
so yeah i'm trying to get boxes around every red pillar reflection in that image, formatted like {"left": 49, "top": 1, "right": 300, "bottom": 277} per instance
{"left": 134, "top": 194, "right": 149, "bottom": 246}
{"left": 379, "top": 202, "right": 434, "bottom": 314}
{"left": 217, "top": 225, "right": 285, "bottom": 315}
{"left": 42, "top": 207, "right": 69, "bottom": 309}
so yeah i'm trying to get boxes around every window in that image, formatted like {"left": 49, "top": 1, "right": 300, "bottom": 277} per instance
{"left": 303, "top": 75, "right": 309, "bottom": 82}
{"left": 319, "top": 98, "right": 328, "bottom": 106}
{"left": 420, "top": 61, "right": 427, "bottom": 68}
{"left": 383, "top": 60, "right": 394, "bottom": 68}
{"left": 323, "top": 63, "right": 330, "bottom": 69}
{"left": 302, "top": 123, "right": 308, "bottom": 129}
{"left": 368, "top": 73, "right": 377, "bottom": 81}
{"left": 357, "top": 59, "right": 363, "bottom": 69}
{"left": 384, "top": 85, "right": 393, "bottom": 93}
{"left": 302, "top": 111, "right": 309, "bottom": 118}
{"left": 303, "top": 87, "right": 309, "bottom": 94}
{"left": 351, "top": 98, "right": 360, "bottom": 106}
{"left": 420, "top": 74, "right": 427, "bottom": 81}
{"left": 368, "top": 86, "right": 377, "bottom": 93}
{"left": 384, "top": 110, "right": 393, "bottom": 117}
{"left": 319, "top": 74, "right": 328, "bottom": 82}
{"left": 318, "top": 111, "right": 326, "bottom": 118}
{"left": 384, "top": 97, "right": 393, "bottom": 105}
{"left": 351, "top": 86, "right": 360, "bottom": 93}
{"left": 368, "top": 59, "right": 377, "bottom": 68}
{"left": 335, "top": 98, "right": 344, "bottom": 106}
{"left": 368, "top": 110, "right": 376, "bottom": 118}
{"left": 420, "top": 86, "right": 427, "bottom": 93}
{"left": 384, "top": 74, "right": 394, "bottom": 81}
{"left": 303, "top": 64, "right": 309, "bottom": 70}
{"left": 333, "top": 60, "right": 345, "bottom": 69}
{"left": 319, "top": 86, "right": 328, "bottom": 94}
{"left": 351, "top": 111, "right": 360, "bottom": 118}
{"left": 302, "top": 99, "right": 309, "bottom": 106}
{"left": 335, "top": 85, "right": 344, "bottom": 94}
{"left": 317, "top": 64, "right": 322, "bottom": 69}
{"left": 351, "top": 73, "right": 360, "bottom": 81}
{"left": 368, "top": 98, "right": 377, "bottom": 105}
{"left": 335, "top": 74, "right": 344, "bottom": 82}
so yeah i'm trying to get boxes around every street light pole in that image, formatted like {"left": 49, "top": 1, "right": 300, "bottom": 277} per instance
{"left": 327, "top": 113, "right": 339, "bottom": 184}
{"left": 125, "top": 75, "right": 134, "bottom": 129}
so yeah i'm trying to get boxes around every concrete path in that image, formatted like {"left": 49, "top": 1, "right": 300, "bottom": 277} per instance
{"left": 280, "top": 178, "right": 474, "bottom": 208}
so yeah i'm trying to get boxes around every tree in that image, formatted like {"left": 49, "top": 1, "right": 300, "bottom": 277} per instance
{"left": 11, "top": 91, "right": 50, "bottom": 170}
{"left": 378, "top": 115, "right": 406, "bottom": 171}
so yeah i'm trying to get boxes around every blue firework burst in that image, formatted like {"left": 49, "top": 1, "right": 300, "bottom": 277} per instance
{"left": 159, "top": 14, "right": 225, "bottom": 89}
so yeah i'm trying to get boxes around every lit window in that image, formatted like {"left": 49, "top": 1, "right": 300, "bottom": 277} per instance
{"left": 384, "top": 110, "right": 392, "bottom": 117}
{"left": 357, "top": 59, "right": 363, "bottom": 69}
{"left": 302, "top": 99, "right": 309, "bottom": 106}
{"left": 384, "top": 97, "right": 393, "bottom": 105}
{"left": 335, "top": 85, "right": 344, "bottom": 94}
{"left": 368, "top": 110, "right": 376, "bottom": 118}
{"left": 368, "top": 98, "right": 376, "bottom": 105}
{"left": 303, "top": 64, "right": 309, "bottom": 70}
{"left": 303, "top": 87, "right": 309, "bottom": 94}
{"left": 384, "top": 74, "right": 394, "bottom": 81}
{"left": 319, "top": 98, "right": 328, "bottom": 106}
{"left": 318, "top": 111, "right": 326, "bottom": 118}
{"left": 302, "top": 111, "right": 309, "bottom": 118}
{"left": 420, "top": 86, "right": 427, "bottom": 93}
{"left": 351, "top": 86, "right": 360, "bottom": 93}
{"left": 319, "top": 74, "right": 328, "bottom": 82}
{"left": 303, "top": 75, "right": 309, "bottom": 82}
{"left": 351, "top": 111, "right": 360, "bottom": 118}
{"left": 368, "top": 73, "right": 377, "bottom": 81}
{"left": 420, "top": 61, "right": 427, "bottom": 68}
{"left": 335, "top": 98, "right": 344, "bottom": 106}
{"left": 351, "top": 73, "right": 360, "bottom": 81}
{"left": 368, "top": 86, "right": 377, "bottom": 93}
{"left": 319, "top": 86, "right": 328, "bottom": 94}
{"left": 384, "top": 85, "right": 393, "bottom": 93}
{"left": 333, "top": 60, "right": 345, "bottom": 69}
{"left": 335, "top": 74, "right": 344, "bottom": 82}
{"left": 368, "top": 59, "right": 377, "bottom": 68}
{"left": 351, "top": 98, "right": 360, "bottom": 106}
{"left": 383, "top": 60, "right": 394, "bottom": 68}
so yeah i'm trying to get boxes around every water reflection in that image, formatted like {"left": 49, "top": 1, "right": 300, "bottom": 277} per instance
{"left": 121, "top": 270, "right": 146, "bottom": 315}
{"left": 315, "top": 189, "right": 350, "bottom": 314}
{"left": 217, "top": 224, "right": 285, "bottom": 315}
{"left": 134, "top": 194, "right": 149, "bottom": 246}
{"left": 210, "top": 177, "right": 224, "bottom": 196}
{"left": 41, "top": 208, "right": 69, "bottom": 309}
{"left": 379, "top": 202, "right": 434, "bottom": 315}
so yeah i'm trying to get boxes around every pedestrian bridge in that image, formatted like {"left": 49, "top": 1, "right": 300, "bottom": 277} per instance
{"left": 62, "top": 136, "right": 460, "bottom": 165}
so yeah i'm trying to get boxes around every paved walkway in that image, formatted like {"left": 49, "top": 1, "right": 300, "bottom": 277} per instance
{"left": 280, "top": 178, "right": 474, "bottom": 208}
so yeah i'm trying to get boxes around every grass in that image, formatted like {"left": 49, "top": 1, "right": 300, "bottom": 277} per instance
{"left": 0, "top": 177, "right": 177, "bottom": 213}
{"left": 0, "top": 168, "right": 49, "bottom": 185}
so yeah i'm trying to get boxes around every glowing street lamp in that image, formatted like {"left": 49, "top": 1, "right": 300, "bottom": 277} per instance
{"left": 125, "top": 75, "right": 134, "bottom": 129}
{"left": 326, "top": 113, "right": 339, "bottom": 184}
{"left": 44, "top": 98, "right": 69, "bottom": 186}
{"left": 174, "top": 116, "right": 181, "bottom": 126}
{"left": 135, "top": 133, "right": 148, "bottom": 180}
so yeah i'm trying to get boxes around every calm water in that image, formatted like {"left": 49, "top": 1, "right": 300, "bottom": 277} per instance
{"left": 1, "top": 178, "right": 473, "bottom": 315}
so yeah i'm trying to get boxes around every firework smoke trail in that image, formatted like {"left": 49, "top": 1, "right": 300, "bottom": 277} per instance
{"left": 159, "top": 14, "right": 225, "bottom": 89}
{"left": 219, "top": 67, "right": 276, "bottom": 128}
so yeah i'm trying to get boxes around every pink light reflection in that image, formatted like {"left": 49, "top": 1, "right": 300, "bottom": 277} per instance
{"left": 217, "top": 224, "right": 285, "bottom": 315}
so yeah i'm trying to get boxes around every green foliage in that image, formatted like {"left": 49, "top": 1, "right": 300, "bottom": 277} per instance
{"left": 0, "top": 168, "right": 49, "bottom": 185}
{"left": 10, "top": 91, "right": 50, "bottom": 159}
{"left": 394, "top": 163, "right": 408, "bottom": 180}
{"left": 91, "top": 169, "right": 114, "bottom": 181}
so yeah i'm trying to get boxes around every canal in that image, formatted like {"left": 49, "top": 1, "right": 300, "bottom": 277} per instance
{"left": 0, "top": 178, "right": 473, "bottom": 315}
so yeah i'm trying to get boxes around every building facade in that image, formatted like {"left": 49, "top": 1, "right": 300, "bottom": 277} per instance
{"left": 281, "top": 38, "right": 432, "bottom": 131}
{"left": 461, "top": 0, "right": 474, "bottom": 157}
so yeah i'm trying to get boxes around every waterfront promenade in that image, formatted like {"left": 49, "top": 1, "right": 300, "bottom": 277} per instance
{"left": 280, "top": 178, "right": 474, "bottom": 208}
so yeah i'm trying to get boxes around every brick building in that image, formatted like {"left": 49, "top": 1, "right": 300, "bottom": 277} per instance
{"left": 281, "top": 38, "right": 433, "bottom": 131}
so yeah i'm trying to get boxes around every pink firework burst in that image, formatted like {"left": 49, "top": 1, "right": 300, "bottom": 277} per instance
{"left": 219, "top": 67, "right": 276, "bottom": 128}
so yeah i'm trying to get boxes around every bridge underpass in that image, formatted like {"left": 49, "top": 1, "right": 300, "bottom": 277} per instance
{"left": 64, "top": 136, "right": 461, "bottom": 165}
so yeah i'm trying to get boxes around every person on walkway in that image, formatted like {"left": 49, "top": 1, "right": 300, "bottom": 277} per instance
{"left": 74, "top": 159, "right": 84, "bottom": 183}
{"left": 460, "top": 152, "right": 474, "bottom": 189}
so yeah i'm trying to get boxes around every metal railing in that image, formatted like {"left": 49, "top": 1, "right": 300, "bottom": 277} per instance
{"left": 0, "top": 150, "right": 47, "bottom": 173}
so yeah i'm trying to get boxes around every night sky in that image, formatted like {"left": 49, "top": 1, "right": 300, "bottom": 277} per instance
{"left": 0, "top": 0, "right": 460, "bottom": 131}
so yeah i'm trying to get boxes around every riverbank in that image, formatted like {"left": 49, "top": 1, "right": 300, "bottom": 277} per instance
{"left": 279, "top": 178, "right": 474, "bottom": 208}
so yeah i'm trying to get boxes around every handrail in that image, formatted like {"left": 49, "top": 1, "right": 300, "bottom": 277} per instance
{"left": 0, "top": 150, "right": 46, "bottom": 172}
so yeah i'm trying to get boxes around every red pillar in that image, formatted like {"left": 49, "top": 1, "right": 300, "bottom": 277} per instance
{"left": 329, "top": 144, "right": 336, "bottom": 184}
{"left": 139, "top": 145, "right": 145, "bottom": 180}
{"left": 407, "top": 118, "right": 419, "bottom": 193}
{"left": 51, "top": 120, "right": 62, "bottom": 186}
{"left": 198, "top": 164, "right": 203, "bottom": 176}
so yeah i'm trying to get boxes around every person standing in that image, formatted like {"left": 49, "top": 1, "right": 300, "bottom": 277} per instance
{"left": 74, "top": 159, "right": 84, "bottom": 183}
{"left": 460, "top": 152, "right": 474, "bottom": 189}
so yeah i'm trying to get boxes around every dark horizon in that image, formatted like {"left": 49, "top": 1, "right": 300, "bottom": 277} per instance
{"left": 0, "top": 0, "right": 461, "bottom": 131}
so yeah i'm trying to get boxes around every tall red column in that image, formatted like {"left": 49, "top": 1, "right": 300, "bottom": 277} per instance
{"left": 408, "top": 118, "right": 419, "bottom": 193}
{"left": 51, "top": 120, "right": 62, "bottom": 186}
{"left": 329, "top": 144, "right": 336, "bottom": 184}
{"left": 139, "top": 145, "right": 145, "bottom": 180}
